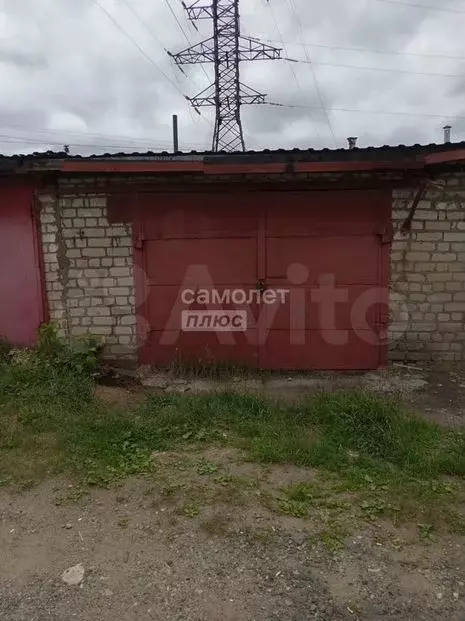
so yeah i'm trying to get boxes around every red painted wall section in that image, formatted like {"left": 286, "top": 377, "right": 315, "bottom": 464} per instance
{"left": 0, "top": 182, "right": 43, "bottom": 345}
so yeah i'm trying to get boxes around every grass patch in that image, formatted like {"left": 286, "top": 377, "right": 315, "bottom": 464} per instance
{"left": 181, "top": 502, "right": 201, "bottom": 518}
{"left": 0, "top": 365, "right": 465, "bottom": 484}
{"left": 2, "top": 374, "right": 465, "bottom": 487}
{"left": 166, "top": 353, "right": 260, "bottom": 380}
{"left": 197, "top": 460, "right": 219, "bottom": 475}
{"left": 319, "top": 527, "right": 348, "bottom": 552}
{"left": 0, "top": 341, "right": 464, "bottom": 534}
{"left": 277, "top": 482, "right": 327, "bottom": 518}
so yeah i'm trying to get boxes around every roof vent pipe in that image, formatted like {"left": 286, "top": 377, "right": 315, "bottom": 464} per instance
{"left": 443, "top": 125, "right": 452, "bottom": 144}
{"left": 347, "top": 137, "right": 357, "bottom": 150}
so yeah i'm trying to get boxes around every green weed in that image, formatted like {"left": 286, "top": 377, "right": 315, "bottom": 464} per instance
{"left": 0, "top": 346, "right": 465, "bottom": 541}
{"left": 197, "top": 461, "right": 219, "bottom": 475}
{"left": 167, "top": 352, "right": 256, "bottom": 380}
{"left": 182, "top": 503, "right": 201, "bottom": 518}
{"left": 320, "top": 529, "right": 347, "bottom": 551}
{"left": 278, "top": 499, "right": 308, "bottom": 518}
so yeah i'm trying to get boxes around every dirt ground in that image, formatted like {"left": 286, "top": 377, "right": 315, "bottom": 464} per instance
{"left": 2, "top": 364, "right": 465, "bottom": 621}
{"left": 1, "top": 445, "right": 465, "bottom": 621}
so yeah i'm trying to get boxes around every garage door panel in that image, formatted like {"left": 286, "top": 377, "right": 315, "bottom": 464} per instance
{"left": 261, "top": 285, "right": 382, "bottom": 330}
{"left": 147, "top": 285, "right": 259, "bottom": 331}
{"left": 145, "top": 239, "right": 257, "bottom": 285}
{"left": 266, "top": 237, "right": 380, "bottom": 284}
{"left": 140, "top": 332, "right": 258, "bottom": 367}
{"left": 262, "top": 331, "right": 381, "bottom": 370}
{"left": 141, "top": 196, "right": 258, "bottom": 239}
{"left": 266, "top": 190, "right": 389, "bottom": 237}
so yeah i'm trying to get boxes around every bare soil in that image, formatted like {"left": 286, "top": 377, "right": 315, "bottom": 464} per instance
{"left": 1, "top": 445, "right": 465, "bottom": 621}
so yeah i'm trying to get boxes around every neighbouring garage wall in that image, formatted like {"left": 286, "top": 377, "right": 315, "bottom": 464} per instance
{"left": 390, "top": 172, "right": 465, "bottom": 362}
{"left": 39, "top": 193, "right": 137, "bottom": 361}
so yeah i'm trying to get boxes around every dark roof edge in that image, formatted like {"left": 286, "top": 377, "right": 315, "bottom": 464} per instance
{"left": 1, "top": 142, "right": 465, "bottom": 175}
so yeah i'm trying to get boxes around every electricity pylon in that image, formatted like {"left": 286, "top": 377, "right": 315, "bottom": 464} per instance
{"left": 170, "top": 0, "right": 281, "bottom": 152}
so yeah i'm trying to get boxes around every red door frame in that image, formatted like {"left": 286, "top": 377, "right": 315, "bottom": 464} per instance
{"left": 133, "top": 194, "right": 151, "bottom": 363}
{"left": 32, "top": 193, "right": 48, "bottom": 326}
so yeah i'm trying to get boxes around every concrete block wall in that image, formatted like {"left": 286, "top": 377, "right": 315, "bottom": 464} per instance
{"left": 390, "top": 173, "right": 465, "bottom": 362}
{"left": 39, "top": 194, "right": 137, "bottom": 360}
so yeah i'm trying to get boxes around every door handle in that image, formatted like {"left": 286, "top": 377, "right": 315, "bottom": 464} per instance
{"left": 256, "top": 280, "right": 266, "bottom": 293}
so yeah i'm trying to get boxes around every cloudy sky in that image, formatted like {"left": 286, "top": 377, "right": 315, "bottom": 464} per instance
{"left": 0, "top": 0, "right": 464, "bottom": 154}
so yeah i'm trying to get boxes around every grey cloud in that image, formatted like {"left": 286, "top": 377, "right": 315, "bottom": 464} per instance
{"left": 0, "top": 0, "right": 463, "bottom": 155}
{"left": 0, "top": 49, "right": 47, "bottom": 68}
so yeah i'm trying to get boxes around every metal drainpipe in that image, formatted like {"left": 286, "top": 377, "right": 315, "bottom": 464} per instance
{"left": 401, "top": 177, "right": 445, "bottom": 233}
{"left": 401, "top": 180, "right": 427, "bottom": 233}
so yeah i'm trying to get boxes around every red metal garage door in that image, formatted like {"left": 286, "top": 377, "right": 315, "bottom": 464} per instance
{"left": 136, "top": 189, "right": 390, "bottom": 370}
{"left": 0, "top": 182, "right": 44, "bottom": 345}
{"left": 138, "top": 193, "right": 260, "bottom": 367}
{"left": 260, "top": 190, "right": 390, "bottom": 370}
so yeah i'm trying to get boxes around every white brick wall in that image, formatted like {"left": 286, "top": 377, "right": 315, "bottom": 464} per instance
{"left": 390, "top": 173, "right": 465, "bottom": 363}
{"left": 39, "top": 194, "right": 137, "bottom": 360}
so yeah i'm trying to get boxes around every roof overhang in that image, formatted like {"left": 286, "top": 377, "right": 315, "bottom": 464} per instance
{"left": 425, "top": 149, "right": 465, "bottom": 165}
{"left": 58, "top": 158, "right": 425, "bottom": 175}
{"left": 3, "top": 144, "right": 465, "bottom": 179}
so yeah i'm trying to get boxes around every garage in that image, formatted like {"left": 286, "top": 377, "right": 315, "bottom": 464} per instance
{"left": 137, "top": 188, "right": 391, "bottom": 370}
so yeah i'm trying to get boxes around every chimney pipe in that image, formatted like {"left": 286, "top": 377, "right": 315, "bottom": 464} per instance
{"left": 443, "top": 125, "right": 452, "bottom": 144}
{"left": 347, "top": 136, "right": 357, "bottom": 150}
{"left": 172, "top": 114, "right": 179, "bottom": 152}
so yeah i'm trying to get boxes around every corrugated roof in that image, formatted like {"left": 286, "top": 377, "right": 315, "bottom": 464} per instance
{"left": 1, "top": 142, "right": 464, "bottom": 178}
{"left": 2, "top": 141, "right": 465, "bottom": 163}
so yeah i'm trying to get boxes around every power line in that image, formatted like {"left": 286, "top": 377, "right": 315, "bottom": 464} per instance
{"left": 92, "top": 0, "right": 189, "bottom": 98}
{"left": 119, "top": 0, "right": 166, "bottom": 50}
{"left": 366, "top": 0, "right": 465, "bottom": 13}
{"left": 253, "top": 36, "right": 465, "bottom": 61}
{"left": 283, "top": 0, "right": 337, "bottom": 146}
{"left": 93, "top": 0, "right": 213, "bottom": 141}
{"left": 163, "top": 0, "right": 210, "bottom": 81}
{"left": 0, "top": 123, "right": 202, "bottom": 147}
{"left": 93, "top": 0, "right": 217, "bottom": 146}
{"left": 267, "top": 102, "right": 465, "bottom": 121}
{"left": 118, "top": 0, "right": 210, "bottom": 98}
{"left": 262, "top": 0, "right": 320, "bottom": 139}
{"left": 0, "top": 133, "right": 208, "bottom": 150}
{"left": 164, "top": 0, "right": 193, "bottom": 46}
{"left": 285, "top": 56, "right": 465, "bottom": 79}
{"left": 0, "top": 129, "right": 206, "bottom": 149}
